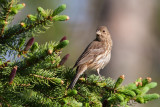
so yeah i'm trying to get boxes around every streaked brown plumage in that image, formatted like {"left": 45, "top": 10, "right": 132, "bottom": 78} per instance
{"left": 68, "top": 26, "right": 113, "bottom": 89}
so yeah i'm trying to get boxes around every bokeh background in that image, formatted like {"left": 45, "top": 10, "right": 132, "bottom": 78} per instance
{"left": 15, "top": 0, "right": 160, "bottom": 106}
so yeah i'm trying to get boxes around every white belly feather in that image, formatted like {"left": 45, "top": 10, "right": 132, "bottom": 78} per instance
{"left": 92, "top": 51, "right": 111, "bottom": 70}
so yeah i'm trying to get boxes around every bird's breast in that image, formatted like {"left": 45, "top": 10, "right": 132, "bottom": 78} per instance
{"left": 87, "top": 41, "right": 112, "bottom": 70}
{"left": 96, "top": 51, "right": 111, "bottom": 68}
{"left": 88, "top": 51, "right": 111, "bottom": 70}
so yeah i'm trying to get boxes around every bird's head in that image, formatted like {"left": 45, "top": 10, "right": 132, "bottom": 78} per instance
{"left": 96, "top": 26, "right": 110, "bottom": 41}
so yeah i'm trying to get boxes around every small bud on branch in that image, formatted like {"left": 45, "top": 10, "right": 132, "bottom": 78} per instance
{"left": 52, "top": 4, "right": 67, "bottom": 16}
{"left": 52, "top": 15, "right": 69, "bottom": 21}
{"left": 25, "top": 37, "right": 34, "bottom": 51}
{"left": 20, "top": 22, "right": 26, "bottom": 28}
{"left": 114, "top": 75, "right": 125, "bottom": 89}
{"left": 60, "top": 36, "right": 67, "bottom": 42}
{"left": 48, "top": 49, "right": 53, "bottom": 55}
{"left": 9, "top": 66, "right": 18, "bottom": 84}
{"left": 27, "top": 14, "right": 37, "bottom": 21}
{"left": 59, "top": 54, "right": 70, "bottom": 66}
{"left": 55, "top": 40, "right": 69, "bottom": 50}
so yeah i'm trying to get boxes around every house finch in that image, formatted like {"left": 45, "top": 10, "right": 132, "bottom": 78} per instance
{"left": 68, "top": 26, "right": 113, "bottom": 89}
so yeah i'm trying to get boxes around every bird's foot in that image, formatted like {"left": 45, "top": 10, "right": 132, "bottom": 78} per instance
{"left": 98, "top": 76, "right": 104, "bottom": 82}
{"left": 84, "top": 73, "right": 87, "bottom": 81}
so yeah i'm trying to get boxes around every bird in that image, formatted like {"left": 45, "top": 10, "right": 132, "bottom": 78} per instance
{"left": 68, "top": 26, "right": 113, "bottom": 89}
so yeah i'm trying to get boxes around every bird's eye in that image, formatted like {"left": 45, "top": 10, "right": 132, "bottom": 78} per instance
{"left": 103, "top": 30, "right": 105, "bottom": 32}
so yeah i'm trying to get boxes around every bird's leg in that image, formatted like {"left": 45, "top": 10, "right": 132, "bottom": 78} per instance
{"left": 84, "top": 73, "right": 87, "bottom": 81}
{"left": 82, "top": 72, "right": 87, "bottom": 81}
{"left": 97, "top": 68, "right": 103, "bottom": 81}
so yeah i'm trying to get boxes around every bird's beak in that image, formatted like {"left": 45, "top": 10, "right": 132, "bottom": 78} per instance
{"left": 96, "top": 30, "right": 101, "bottom": 36}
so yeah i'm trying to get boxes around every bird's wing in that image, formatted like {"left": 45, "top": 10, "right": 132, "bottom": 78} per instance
{"left": 73, "top": 40, "right": 106, "bottom": 67}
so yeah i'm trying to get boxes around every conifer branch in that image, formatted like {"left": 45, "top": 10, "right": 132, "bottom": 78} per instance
{"left": 0, "top": 96, "right": 11, "bottom": 107}
{"left": 5, "top": 43, "right": 20, "bottom": 52}
{"left": 17, "top": 83, "right": 31, "bottom": 87}
{"left": 30, "top": 74, "right": 64, "bottom": 85}
{"left": 0, "top": 13, "right": 69, "bottom": 42}
{"left": 0, "top": 16, "right": 50, "bottom": 41}
{"left": 0, "top": 0, "right": 14, "bottom": 37}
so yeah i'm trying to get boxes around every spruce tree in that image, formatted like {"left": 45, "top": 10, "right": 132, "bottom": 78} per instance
{"left": 0, "top": 0, "right": 159, "bottom": 106}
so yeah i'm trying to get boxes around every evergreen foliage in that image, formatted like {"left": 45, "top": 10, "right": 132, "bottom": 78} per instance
{"left": 0, "top": 0, "right": 159, "bottom": 107}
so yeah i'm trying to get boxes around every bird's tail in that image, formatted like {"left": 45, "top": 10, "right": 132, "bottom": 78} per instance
{"left": 67, "top": 73, "right": 81, "bottom": 89}
{"left": 67, "top": 65, "right": 87, "bottom": 89}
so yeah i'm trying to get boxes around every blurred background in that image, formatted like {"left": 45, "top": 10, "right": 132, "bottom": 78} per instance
{"left": 15, "top": 0, "right": 160, "bottom": 106}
